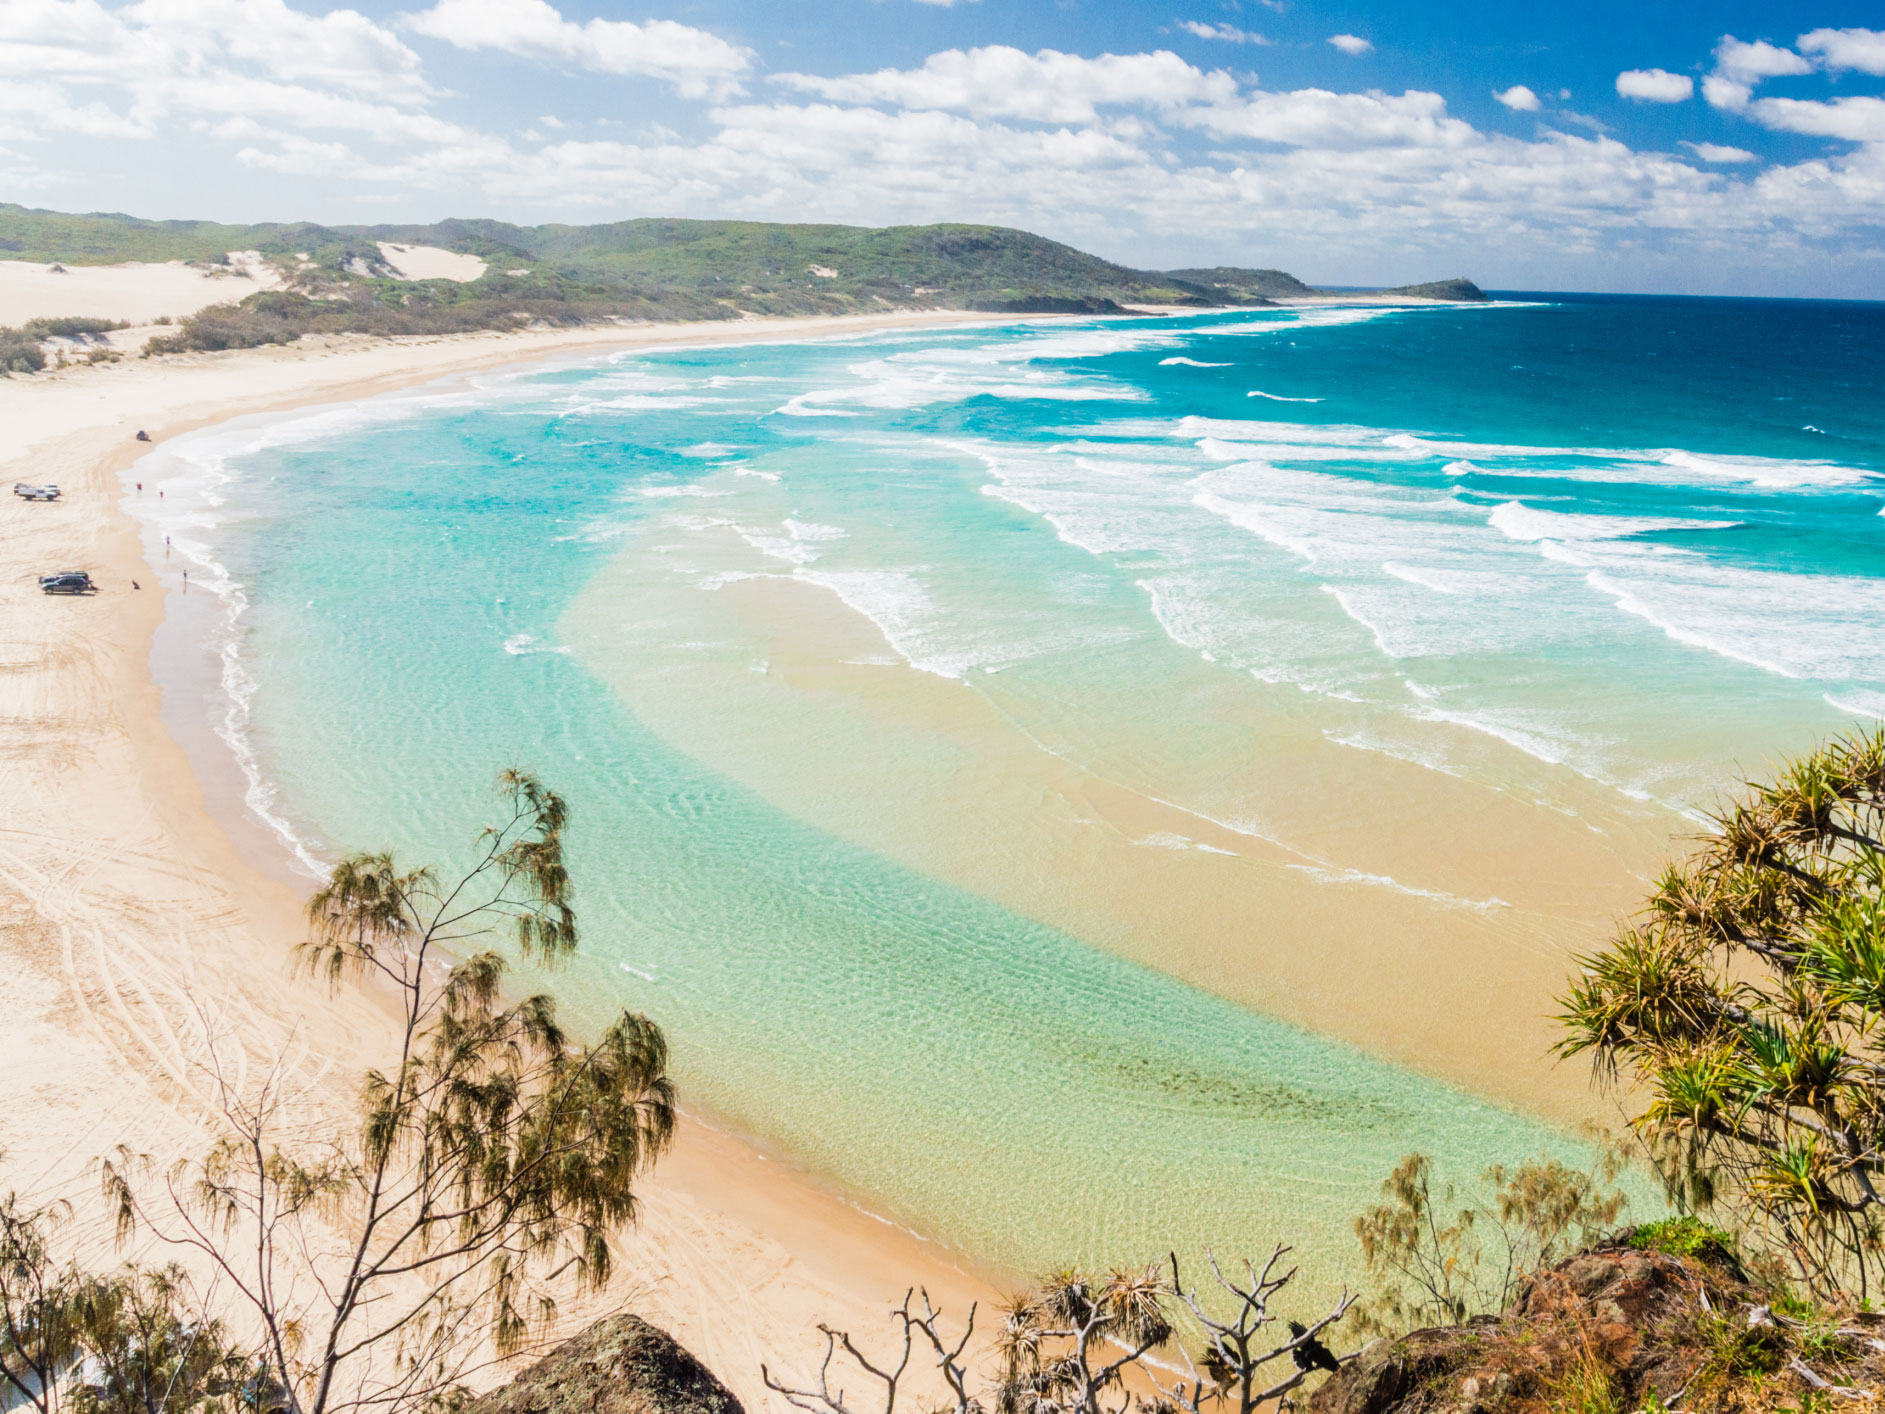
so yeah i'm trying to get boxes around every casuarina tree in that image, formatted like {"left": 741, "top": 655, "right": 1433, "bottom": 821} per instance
{"left": 103, "top": 771, "right": 676, "bottom": 1414}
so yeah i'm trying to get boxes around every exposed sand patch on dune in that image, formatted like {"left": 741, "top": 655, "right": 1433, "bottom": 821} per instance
{"left": 0, "top": 255, "right": 285, "bottom": 326}
{"left": 378, "top": 242, "right": 488, "bottom": 281}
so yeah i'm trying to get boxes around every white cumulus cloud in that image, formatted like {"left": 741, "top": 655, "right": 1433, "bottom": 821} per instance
{"left": 1494, "top": 85, "right": 1540, "bottom": 111}
{"left": 1176, "top": 21, "right": 1265, "bottom": 44}
{"left": 401, "top": 0, "right": 752, "bottom": 98}
{"left": 1702, "top": 75, "right": 1751, "bottom": 110}
{"left": 1798, "top": 27, "right": 1885, "bottom": 76}
{"left": 1681, "top": 140, "right": 1756, "bottom": 163}
{"left": 1713, "top": 36, "right": 1812, "bottom": 81}
{"left": 1615, "top": 69, "right": 1693, "bottom": 102}
{"left": 1186, "top": 87, "right": 1474, "bottom": 149}
{"left": 1748, "top": 94, "right": 1885, "bottom": 144}
{"left": 774, "top": 46, "right": 1238, "bottom": 123}
{"left": 1327, "top": 34, "right": 1371, "bottom": 56}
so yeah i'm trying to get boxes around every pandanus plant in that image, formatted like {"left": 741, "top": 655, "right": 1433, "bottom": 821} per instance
{"left": 1558, "top": 726, "right": 1885, "bottom": 1298}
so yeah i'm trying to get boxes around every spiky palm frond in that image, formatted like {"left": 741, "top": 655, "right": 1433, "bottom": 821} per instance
{"left": 1555, "top": 925, "right": 1726, "bottom": 1067}
{"left": 1097, "top": 1267, "right": 1170, "bottom": 1349}
{"left": 1557, "top": 728, "right": 1885, "bottom": 1298}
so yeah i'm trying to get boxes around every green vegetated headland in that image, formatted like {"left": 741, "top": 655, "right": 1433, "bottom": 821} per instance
{"left": 0, "top": 202, "right": 1485, "bottom": 355}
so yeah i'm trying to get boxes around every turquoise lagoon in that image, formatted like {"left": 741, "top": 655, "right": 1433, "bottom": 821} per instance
{"left": 130, "top": 295, "right": 1885, "bottom": 1290}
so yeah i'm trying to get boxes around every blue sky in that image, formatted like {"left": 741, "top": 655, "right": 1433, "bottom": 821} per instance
{"left": 3, "top": 0, "right": 1883, "bottom": 295}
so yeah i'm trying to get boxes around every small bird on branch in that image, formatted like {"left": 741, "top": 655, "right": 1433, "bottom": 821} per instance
{"left": 1287, "top": 1321, "right": 1340, "bottom": 1375}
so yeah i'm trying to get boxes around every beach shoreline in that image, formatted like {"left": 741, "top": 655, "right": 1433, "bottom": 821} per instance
{"left": 0, "top": 309, "right": 1028, "bottom": 1406}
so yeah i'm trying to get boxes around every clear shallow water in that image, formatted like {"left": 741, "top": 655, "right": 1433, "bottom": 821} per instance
{"left": 131, "top": 295, "right": 1885, "bottom": 1290}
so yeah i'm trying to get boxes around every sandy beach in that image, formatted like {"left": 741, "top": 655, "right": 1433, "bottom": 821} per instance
{"left": 0, "top": 309, "right": 1013, "bottom": 1407}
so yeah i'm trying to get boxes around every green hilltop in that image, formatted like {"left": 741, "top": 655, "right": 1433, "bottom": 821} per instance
{"left": 0, "top": 202, "right": 1484, "bottom": 353}
{"left": 0, "top": 205, "right": 1231, "bottom": 314}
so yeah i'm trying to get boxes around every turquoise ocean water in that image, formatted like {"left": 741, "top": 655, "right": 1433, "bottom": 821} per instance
{"left": 130, "top": 295, "right": 1885, "bottom": 1292}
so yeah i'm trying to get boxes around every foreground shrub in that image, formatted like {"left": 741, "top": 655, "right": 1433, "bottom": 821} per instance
{"left": 0, "top": 328, "right": 44, "bottom": 373}
{"left": 22, "top": 317, "right": 126, "bottom": 339}
{"left": 766, "top": 1253, "right": 1354, "bottom": 1414}
{"left": 1353, "top": 1149, "right": 1628, "bottom": 1333}
{"left": 97, "top": 771, "right": 676, "bottom": 1414}
{"left": 1559, "top": 727, "right": 1885, "bottom": 1301}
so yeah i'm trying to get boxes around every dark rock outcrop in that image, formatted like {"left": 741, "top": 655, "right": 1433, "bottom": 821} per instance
{"left": 467, "top": 1314, "right": 744, "bottom": 1414}
{"left": 1305, "top": 1238, "right": 1869, "bottom": 1413}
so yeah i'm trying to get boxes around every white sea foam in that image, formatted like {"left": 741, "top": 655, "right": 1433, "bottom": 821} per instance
{"left": 1325, "top": 729, "right": 1466, "bottom": 779}
{"left": 773, "top": 394, "right": 861, "bottom": 417}
{"left": 127, "top": 427, "right": 342, "bottom": 879}
{"left": 1247, "top": 390, "right": 1324, "bottom": 403}
{"left": 1827, "top": 691, "right": 1885, "bottom": 720}
{"left": 1381, "top": 562, "right": 1464, "bottom": 595}
{"left": 1136, "top": 832, "right": 1194, "bottom": 849}
{"left": 1196, "top": 436, "right": 1420, "bottom": 464}
{"left": 1083, "top": 415, "right": 1877, "bottom": 494}
{"left": 1659, "top": 449, "right": 1872, "bottom": 489}
{"left": 774, "top": 357, "right": 1141, "bottom": 417}
{"left": 1285, "top": 863, "right": 1508, "bottom": 910}
{"left": 1160, "top": 357, "right": 1231, "bottom": 367}
{"left": 503, "top": 633, "right": 572, "bottom": 656}
{"left": 909, "top": 326, "right": 1185, "bottom": 365}
{"left": 784, "top": 518, "right": 847, "bottom": 542}
{"left": 734, "top": 525, "right": 822, "bottom": 566}
{"left": 793, "top": 568, "right": 964, "bottom": 677}
{"left": 1578, "top": 565, "right": 1885, "bottom": 682}
{"left": 564, "top": 394, "right": 706, "bottom": 413}
{"left": 1486, "top": 501, "right": 1739, "bottom": 543}
{"left": 1410, "top": 705, "right": 1574, "bottom": 767}
{"left": 1211, "top": 306, "right": 1411, "bottom": 335}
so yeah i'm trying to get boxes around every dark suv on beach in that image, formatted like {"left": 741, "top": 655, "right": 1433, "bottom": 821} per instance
{"left": 38, "top": 571, "right": 96, "bottom": 594}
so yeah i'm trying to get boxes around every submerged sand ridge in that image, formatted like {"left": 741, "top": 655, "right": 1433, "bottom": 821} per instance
{"left": 564, "top": 500, "right": 1673, "bottom": 1125}
{"left": 0, "top": 312, "right": 1014, "bottom": 1409}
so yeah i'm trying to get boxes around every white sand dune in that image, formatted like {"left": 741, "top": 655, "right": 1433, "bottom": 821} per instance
{"left": 0, "top": 254, "right": 285, "bottom": 327}
{"left": 378, "top": 242, "right": 488, "bottom": 281}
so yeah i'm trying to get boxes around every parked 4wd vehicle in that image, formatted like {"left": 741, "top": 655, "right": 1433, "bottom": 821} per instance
{"left": 38, "top": 570, "right": 95, "bottom": 594}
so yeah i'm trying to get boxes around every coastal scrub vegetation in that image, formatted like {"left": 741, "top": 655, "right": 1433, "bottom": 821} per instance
{"left": 1559, "top": 726, "right": 1885, "bottom": 1302}
{"left": 764, "top": 1252, "right": 1353, "bottom": 1414}
{"left": 0, "top": 1191, "right": 261, "bottom": 1414}
{"left": 1351, "top": 1148, "right": 1629, "bottom": 1334}
{"left": 140, "top": 278, "right": 732, "bottom": 355}
{"left": 0, "top": 772, "right": 677, "bottom": 1414}
{"left": 0, "top": 317, "right": 129, "bottom": 373}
